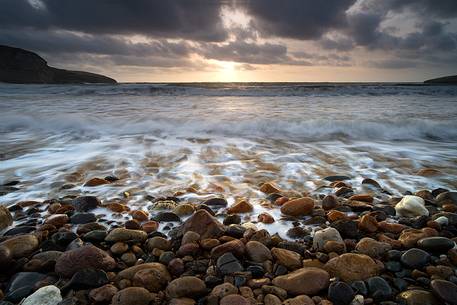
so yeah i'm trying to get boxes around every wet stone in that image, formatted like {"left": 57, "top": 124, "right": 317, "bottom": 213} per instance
{"left": 216, "top": 252, "right": 243, "bottom": 275}
{"left": 70, "top": 212, "right": 97, "bottom": 224}
{"left": 328, "top": 281, "right": 355, "bottom": 305}
{"left": 417, "top": 237, "right": 455, "bottom": 253}
{"left": 367, "top": 276, "right": 392, "bottom": 302}
{"left": 430, "top": 279, "right": 457, "bottom": 305}
{"left": 153, "top": 212, "right": 181, "bottom": 222}
{"left": 400, "top": 248, "right": 430, "bottom": 269}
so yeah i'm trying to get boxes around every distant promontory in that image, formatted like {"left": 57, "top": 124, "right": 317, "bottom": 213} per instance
{"left": 0, "top": 45, "right": 116, "bottom": 84}
{"left": 424, "top": 75, "right": 457, "bottom": 84}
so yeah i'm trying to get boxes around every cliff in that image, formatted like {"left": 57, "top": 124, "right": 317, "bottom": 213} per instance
{"left": 0, "top": 45, "right": 116, "bottom": 84}
{"left": 424, "top": 75, "right": 457, "bottom": 84}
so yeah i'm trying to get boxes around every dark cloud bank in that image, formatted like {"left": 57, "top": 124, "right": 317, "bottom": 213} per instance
{"left": 0, "top": 0, "right": 456, "bottom": 74}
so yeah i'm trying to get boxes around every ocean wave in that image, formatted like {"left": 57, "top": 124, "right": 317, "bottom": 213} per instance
{"left": 1, "top": 83, "right": 457, "bottom": 97}
{"left": 1, "top": 114, "right": 456, "bottom": 142}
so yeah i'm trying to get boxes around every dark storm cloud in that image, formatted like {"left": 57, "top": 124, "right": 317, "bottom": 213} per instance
{"left": 200, "top": 40, "right": 288, "bottom": 64}
{"left": 0, "top": 29, "right": 192, "bottom": 57}
{"left": 387, "top": 0, "right": 457, "bottom": 18}
{"left": 237, "top": 0, "right": 357, "bottom": 40}
{"left": 0, "top": 0, "right": 227, "bottom": 42}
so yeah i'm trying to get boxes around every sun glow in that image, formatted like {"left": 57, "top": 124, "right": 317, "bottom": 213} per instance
{"left": 218, "top": 61, "right": 237, "bottom": 81}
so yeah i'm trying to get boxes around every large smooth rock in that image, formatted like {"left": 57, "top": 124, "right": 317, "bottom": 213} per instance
{"left": 324, "top": 253, "right": 381, "bottom": 282}
{"left": 280, "top": 198, "right": 314, "bottom": 217}
{"left": 111, "top": 287, "right": 152, "bottom": 305}
{"left": 105, "top": 228, "right": 147, "bottom": 243}
{"left": 246, "top": 241, "right": 272, "bottom": 263}
{"left": 431, "top": 279, "right": 457, "bottom": 305}
{"left": 0, "top": 234, "right": 39, "bottom": 258}
{"left": 21, "top": 285, "right": 62, "bottom": 305}
{"left": 0, "top": 206, "right": 13, "bottom": 229}
{"left": 55, "top": 245, "right": 116, "bottom": 278}
{"left": 313, "top": 227, "right": 344, "bottom": 251}
{"left": 181, "top": 210, "right": 225, "bottom": 239}
{"left": 166, "top": 276, "right": 207, "bottom": 298}
{"left": 272, "top": 267, "right": 329, "bottom": 295}
{"left": 395, "top": 195, "right": 429, "bottom": 217}
{"left": 417, "top": 237, "right": 455, "bottom": 253}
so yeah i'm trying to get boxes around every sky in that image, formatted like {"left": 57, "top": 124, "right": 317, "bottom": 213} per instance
{"left": 1, "top": 0, "right": 457, "bottom": 82}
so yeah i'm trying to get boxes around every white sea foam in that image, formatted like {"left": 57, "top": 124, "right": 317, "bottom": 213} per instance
{"left": 1, "top": 83, "right": 456, "bottom": 238}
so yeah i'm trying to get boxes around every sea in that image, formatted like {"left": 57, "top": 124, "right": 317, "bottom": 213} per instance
{"left": 1, "top": 82, "right": 456, "bottom": 236}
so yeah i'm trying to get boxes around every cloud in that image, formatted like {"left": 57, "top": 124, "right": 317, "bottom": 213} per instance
{"left": 199, "top": 40, "right": 288, "bottom": 64}
{"left": 0, "top": 0, "right": 228, "bottom": 42}
{"left": 236, "top": 0, "right": 357, "bottom": 40}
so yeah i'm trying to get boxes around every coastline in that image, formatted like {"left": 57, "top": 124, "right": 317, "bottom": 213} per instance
{"left": 1, "top": 175, "right": 456, "bottom": 304}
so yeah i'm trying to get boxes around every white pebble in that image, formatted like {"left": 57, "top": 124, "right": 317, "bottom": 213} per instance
{"left": 22, "top": 285, "right": 62, "bottom": 305}
{"left": 395, "top": 195, "right": 429, "bottom": 217}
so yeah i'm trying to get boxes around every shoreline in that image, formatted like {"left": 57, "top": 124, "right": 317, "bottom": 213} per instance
{"left": 0, "top": 176, "right": 456, "bottom": 304}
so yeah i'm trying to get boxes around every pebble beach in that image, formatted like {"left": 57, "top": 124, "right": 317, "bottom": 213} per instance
{"left": 1, "top": 83, "right": 457, "bottom": 305}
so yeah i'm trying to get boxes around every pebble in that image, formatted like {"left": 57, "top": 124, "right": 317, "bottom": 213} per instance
{"left": 71, "top": 196, "right": 100, "bottom": 212}
{"left": 417, "top": 237, "right": 455, "bottom": 253}
{"left": 355, "top": 237, "right": 391, "bottom": 258}
{"left": 395, "top": 195, "right": 429, "bottom": 217}
{"left": 246, "top": 241, "right": 272, "bottom": 262}
{"left": 210, "top": 282, "right": 238, "bottom": 299}
{"left": 272, "top": 267, "right": 329, "bottom": 295}
{"left": 271, "top": 247, "right": 302, "bottom": 269}
{"left": 70, "top": 212, "right": 97, "bottom": 224}
{"left": 166, "top": 276, "right": 207, "bottom": 298}
{"left": 366, "top": 276, "right": 392, "bottom": 302}
{"left": 322, "top": 194, "right": 338, "bottom": 210}
{"left": 217, "top": 252, "right": 243, "bottom": 275}
{"left": 280, "top": 197, "right": 314, "bottom": 216}
{"left": 105, "top": 228, "right": 148, "bottom": 243}
{"left": 21, "top": 285, "right": 62, "bottom": 305}
{"left": 396, "top": 290, "right": 441, "bottom": 305}
{"left": 430, "top": 279, "right": 457, "bottom": 305}
{"left": 89, "top": 284, "right": 118, "bottom": 303}
{"left": 0, "top": 234, "right": 39, "bottom": 258}
{"left": 220, "top": 294, "right": 250, "bottom": 305}
{"left": 111, "top": 287, "right": 152, "bottom": 305}
{"left": 328, "top": 281, "right": 355, "bottom": 305}
{"left": 324, "top": 253, "right": 381, "bottom": 282}
{"left": 227, "top": 200, "right": 253, "bottom": 214}
{"left": 55, "top": 245, "right": 116, "bottom": 277}
{"left": 181, "top": 209, "right": 225, "bottom": 239}
{"left": 313, "top": 227, "right": 344, "bottom": 251}
{"left": 283, "top": 295, "right": 314, "bottom": 305}
{"left": 0, "top": 206, "right": 13, "bottom": 229}
{"left": 400, "top": 248, "right": 431, "bottom": 269}
{"left": 132, "top": 266, "right": 171, "bottom": 292}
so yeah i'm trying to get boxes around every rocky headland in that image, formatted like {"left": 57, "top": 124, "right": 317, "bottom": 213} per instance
{"left": 0, "top": 45, "right": 116, "bottom": 84}
{"left": 424, "top": 75, "right": 457, "bottom": 84}
{"left": 0, "top": 176, "right": 456, "bottom": 305}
